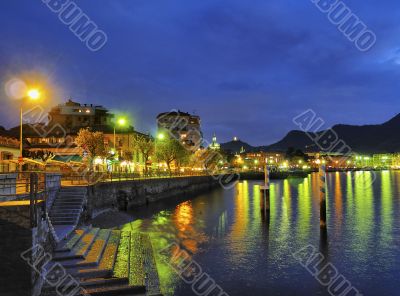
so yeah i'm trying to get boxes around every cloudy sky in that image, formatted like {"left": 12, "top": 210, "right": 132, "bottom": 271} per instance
{"left": 0, "top": 0, "right": 399, "bottom": 145}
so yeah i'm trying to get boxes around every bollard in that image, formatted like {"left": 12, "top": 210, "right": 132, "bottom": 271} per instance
{"left": 260, "top": 164, "right": 270, "bottom": 212}
{"left": 319, "top": 164, "right": 327, "bottom": 229}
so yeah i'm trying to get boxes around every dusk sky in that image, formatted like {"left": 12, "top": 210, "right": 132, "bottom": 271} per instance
{"left": 0, "top": 0, "right": 399, "bottom": 146}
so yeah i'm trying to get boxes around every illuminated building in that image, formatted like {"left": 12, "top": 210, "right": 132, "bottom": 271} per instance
{"left": 209, "top": 133, "right": 220, "bottom": 150}
{"left": 0, "top": 129, "right": 19, "bottom": 172}
{"left": 156, "top": 110, "right": 202, "bottom": 150}
{"left": 48, "top": 99, "right": 114, "bottom": 133}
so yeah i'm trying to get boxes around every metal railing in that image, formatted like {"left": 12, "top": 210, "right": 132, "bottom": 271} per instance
{"left": 0, "top": 172, "right": 61, "bottom": 229}
{"left": 60, "top": 170, "right": 209, "bottom": 186}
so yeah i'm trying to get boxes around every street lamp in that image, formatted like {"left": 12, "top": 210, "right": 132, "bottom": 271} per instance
{"left": 114, "top": 117, "right": 127, "bottom": 152}
{"left": 19, "top": 89, "right": 41, "bottom": 169}
{"left": 157, "top": 133, "right": 165, "bottom": 140}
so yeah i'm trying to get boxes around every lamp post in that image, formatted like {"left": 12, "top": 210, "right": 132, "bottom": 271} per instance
{"left": 113, "top": 117, "right": 127, "bottom": 154}
{"left": 19, "top": 89, "right": 41, "bottom": 170}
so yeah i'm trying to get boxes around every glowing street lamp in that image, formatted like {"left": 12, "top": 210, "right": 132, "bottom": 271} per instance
{"left": 27, "top": 89, "right": 40, "bottom": 100}
{"left": 19, "top": 88, "right": 41, "bottom": 169}
{"left": 114, "top": 117, "right": 127, "bottom": 152}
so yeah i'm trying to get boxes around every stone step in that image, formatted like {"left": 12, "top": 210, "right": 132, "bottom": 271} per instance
{"left": 50, "top": 209, "right": 81, "bottom": 214}
{"left": 58, "top": 193, "right": 85, "bottom": 196}
{"left": 79, "top": 277, "right": 129, "bottom": 289}
{"left": 58, "top": 194, "right": 85, "bottom": 197}
{"left": 41, "top": 278, "right": 139, "bottom": 296}
{"left": 54, "top": 198, "right": 84, "bottom": 202}
{"left": 79, "top": 284, "right": 146, "bottom": 296}
{"left": 113, "top": 231, "right": 131, "bottom": 279}
{"left": 51, "top": 206, "right": 83, "bottom": 210}
{"left": 53, "top": 228, "right": 100, "bottom": 260}
{"left": 97, "top": 230, "right": 121, "bottom": 271}
{"left": 62, "top": 230, "right": 112, "bottom": 268}
{"left": 55, "top": 227, "right": 91, "bottom": 252}
{"left": 50, "top": 215, "right": 80, "bottom": 220}
{"left": 58, "top": 194, "right": 85, "bottom": 198}
{"left": 68, "top": 267, "right": 114, "bottom": 280}
{"left": 54, "top": 198, "right": 84, "bottom": 203}
{"left": 140, "top": 234, "right": 162, "bottom": 296}
{"left": 52, "top": 220, "right": 77, "bottom": 225}
{"left": 61, "top": 187, "right": 87, "bottom": 191}
{"left": 51, "top": 207, "right": 82, "bottom": 211}
{"left": 129, "top": 233, "right": 162, "bottom": 295}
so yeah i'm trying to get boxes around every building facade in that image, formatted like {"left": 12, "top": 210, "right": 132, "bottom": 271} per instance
{"left": 48, "top": 99, "right": 114, "bottom": 133}
{"left": 0, "top": 130, "right": 19, "bottom": 172}
{"left": 157, "top": 110, "right": 202, "bottom": 150}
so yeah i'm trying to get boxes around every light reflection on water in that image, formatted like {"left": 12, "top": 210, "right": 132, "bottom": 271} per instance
{"left": 120, "top": 172, "right": 400, "bottom": 295}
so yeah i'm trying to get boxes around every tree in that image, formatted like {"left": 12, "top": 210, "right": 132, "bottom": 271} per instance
{"left": 75, "top": 128, "right": 107, "bottom": 169}
{"left": 155, "top": 136, "right": 188, "bottom": 174}
{"left": 132, "top": 133, "right": 154, "bottom": 174}
{"left": 191, "top": 148, "right": 223, "bottom": 172}
{"left": 23, "top": 150, "right": 54, "bottom": 162}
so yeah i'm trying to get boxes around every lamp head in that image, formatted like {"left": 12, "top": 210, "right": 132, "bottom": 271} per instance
{"left": 27, "top": 89, "right": 40, "bottom": 100}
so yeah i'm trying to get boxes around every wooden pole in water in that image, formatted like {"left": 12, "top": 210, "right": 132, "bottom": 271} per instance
{"left": 260, "top": 159, "right": 270, "bottom": 213}
{"left": 319, "top": 164, "right": 327, "bottom": 229}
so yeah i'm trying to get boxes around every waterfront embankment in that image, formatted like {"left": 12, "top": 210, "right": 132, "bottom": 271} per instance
{"left": 84, "top": 175, "right": 223, "bottom": 222}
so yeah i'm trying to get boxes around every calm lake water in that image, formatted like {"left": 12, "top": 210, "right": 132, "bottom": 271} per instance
{"left": 119, "top": 171, "right": 400, "bottom": 296}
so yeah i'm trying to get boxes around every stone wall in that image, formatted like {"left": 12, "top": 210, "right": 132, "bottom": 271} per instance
{"left": 0, "top": 173, "right": 61, "bottom": 296}
{"left": 86, "top": 176, "right": 221, "bottom": 217}
{"left": 0, "top": 173, "right": 17, "bottom": 198}
{"left": 0, "top": 201, "right": 53, "bottom": 296}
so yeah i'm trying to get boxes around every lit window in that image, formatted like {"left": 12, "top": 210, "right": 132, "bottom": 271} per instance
{"left": 85, "top": 109, "right": 91, "bottom": 113}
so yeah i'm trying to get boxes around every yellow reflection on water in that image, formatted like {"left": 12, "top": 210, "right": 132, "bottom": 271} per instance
{"left": 380, "top": 171, "right": 393, "bottom": 247}
{"left": 297, "top": 176, "right": 311, "bottom": 242}
{"left": 352, "top": 171, "right": 375, "bottom": 256}
{"left": 172, "top": 200, "right": 204, "bottom": 253}
{"left": 228, "top": 181, "right": 250, "bottom": 257}
{"left": 277, "top": 180, "right": 292, "bottom": 242}
{"left": 334, "top": 172, "right": 343, "bottom": 234}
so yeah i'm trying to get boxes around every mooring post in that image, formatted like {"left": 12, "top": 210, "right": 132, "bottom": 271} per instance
{"left": 319, "top": 164, "right": 327, "bottom": 229}
{"left": 260, "top": 160, "right": 270, "bottom": 213}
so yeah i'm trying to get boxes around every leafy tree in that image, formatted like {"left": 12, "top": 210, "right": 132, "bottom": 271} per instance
{"left": 132, "top": 133, "right": 154, "bottom": 173}
{"left": 191, "top": 148, "right": 223, "bottom": 172}
{"left": 23, "top": 150, "right": 54, "bottom": 162}
{"left": 75, "top": 128, "right": 107, "bottom": 169}
{"left": 155, "top": 136, "right": 188, "bottom": 174}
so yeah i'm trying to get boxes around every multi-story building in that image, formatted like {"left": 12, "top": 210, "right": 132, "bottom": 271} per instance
{"left": 156, "top": 110, "right": 202, "bottom": 150}
{"left": 238, "top": 151, "right": 285, "bottom": 170}
{"left": 48, "top": 99, "right": 113, "bottom": 133}
{"left": 372, "top": 154, "right": 393, "bottom": 168}
{"left": 0, "top": 129, "right": 19, "bottom": 172}
{"left": 8, "top": 100, "right": 149, "bottom": 171}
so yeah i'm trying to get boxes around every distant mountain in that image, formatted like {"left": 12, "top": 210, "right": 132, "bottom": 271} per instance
{"left": 264, "top": 113, "right": 400, "bottom": 153}
{"left": 221, "top": 114, "right": 400, "bottom": 154}
{"left": 220, "top": 139, "right": 255, "bottom": 153}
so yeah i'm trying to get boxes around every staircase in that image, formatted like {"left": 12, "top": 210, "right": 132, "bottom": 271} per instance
{"left": 41, "top": 227, "right": 162, "bottom": 296}
{"left": 49, "top": 187, "right": 86, "bottom": 226}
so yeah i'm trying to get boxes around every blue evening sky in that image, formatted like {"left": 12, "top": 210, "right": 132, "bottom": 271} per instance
{"left": 0, "top": 0, "right": 399, "bottom": 145}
